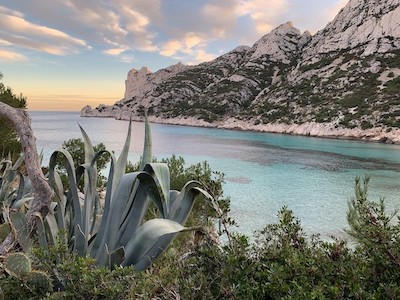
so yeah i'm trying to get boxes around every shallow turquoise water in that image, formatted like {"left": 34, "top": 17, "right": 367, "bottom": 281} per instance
{"left": 30, "top": 111, "right": 400, "bottom": 238}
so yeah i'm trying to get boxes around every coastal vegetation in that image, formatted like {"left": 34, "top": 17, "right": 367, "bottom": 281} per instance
{"left": 1, "top": 79, "right": 400, "bottom": 298}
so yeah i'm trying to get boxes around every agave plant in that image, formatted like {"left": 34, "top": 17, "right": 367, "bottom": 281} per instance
{"left": 0, "top": 154, "right": 32, "bottom": 213}
{"left": 0, "top": 155, "right": 34, "bottom": 250}
{"left": 44, "top": 115, "right": 213, "bottom": 270}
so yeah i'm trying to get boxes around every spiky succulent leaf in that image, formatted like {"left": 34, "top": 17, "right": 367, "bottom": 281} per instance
{"left": 122, "top": 218, "right": 195, "bottom": 270}
{"left": 48, "top": 149, "right": 82, "bottom": 229}
{"left": 45, "top": 212, "right": 60, "bottom": 247}
{"left": 93, "top": 172, "right": 141, "bottom": 265}
{"left": 112, "top": 119, "right": 132, "bottom": 195}
{"left": 79, "top": 124, "right": 96, "bottom": 168}
{"left": 139, "top": 112, "right": 152, "bottom": 171}
{"left": 143, "top": 163, "right": 171, "bottom": 216}
{"left": 108, "top": 246, "right": 125, "bottom": 268}
{"left": 90, "top": 120, "right": 131, "bottom": 251}
{"left": 32, "top": 212, "right": 48, "bottom": 250}
{"left": 116, "top": 179, "right": 151, "bottom": 248}
{"left": 169, "top": 181, "right": 213, "bottom": 224}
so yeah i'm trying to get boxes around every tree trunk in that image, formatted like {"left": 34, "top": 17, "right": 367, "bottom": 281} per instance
{"left": 0, "top": 103, "right": 52, "bottom": 254}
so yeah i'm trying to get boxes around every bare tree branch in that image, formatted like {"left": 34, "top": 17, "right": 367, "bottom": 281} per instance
{"left": 0, "top": 103, "right": 52, "bottom": 254}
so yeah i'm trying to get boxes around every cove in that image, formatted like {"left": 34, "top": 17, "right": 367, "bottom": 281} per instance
{"left": 30, "top": 111, "right": 400, "bottom": 239}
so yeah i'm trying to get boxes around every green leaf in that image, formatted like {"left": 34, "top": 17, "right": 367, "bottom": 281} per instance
{"left": 91, "top": 121, "right": 132, "bottom": 254}
{"left": 45, "top": 211, "right": 61, "bottom": 247}
{"left": 122, "top": 218, "right": 196, "bottom": 270}
{"left": 112, "top": 119, "right": 132, "bottom": 197}
{"left": 48, "top": 149, "right": 82, "bottom": 229}
{"left": 116, "top": 181, "right": 151, "bottom": 248}
{"left": 139, "top": 112, "right": 152, "bottom": 170}
{"left": 108, "top": 246, "right": 125, "bottom": 268}
{"left": 169, "top": 181, "right": 213, "bottom": 224}
{"left": 10, "top": 211, "right": 31, "bottom": 252}
{"left": 143, "top": 163, "right": 171, "bottom": 216}
{"left": 32, "top": 212, "right": 48, "bottom": 250}
{"left": 93, "top": 172, "right": 140, "bottom": 265}
{"left": 79, "top": 124, "right": 95, "bottom": 166}
{"left": 79, "top": 124, "right": 97, "bottom": 196}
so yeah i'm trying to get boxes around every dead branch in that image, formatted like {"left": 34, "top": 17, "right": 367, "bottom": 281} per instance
{"left": 0, "top": 103, "right": 52, "bottom": 254}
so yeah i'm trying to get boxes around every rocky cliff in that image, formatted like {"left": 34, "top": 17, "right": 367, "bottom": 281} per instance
{"left": 81, "top": 0, "right": 400, "bottom": 143}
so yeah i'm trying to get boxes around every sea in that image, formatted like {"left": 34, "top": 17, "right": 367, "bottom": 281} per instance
{"left": 29, "top": 111, "right": 400, "bottom": 239}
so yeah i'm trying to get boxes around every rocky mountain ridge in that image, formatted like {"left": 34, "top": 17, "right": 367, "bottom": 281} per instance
{"left": 81, "top": 0, "right": 400, "bottom": 143}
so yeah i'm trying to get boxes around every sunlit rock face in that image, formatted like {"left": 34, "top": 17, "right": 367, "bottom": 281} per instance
{"left": 302, "top": 0, "right": 400, "bottom": 57}
{"left": 81, "top": 0, "right": 400, "bottom": 143}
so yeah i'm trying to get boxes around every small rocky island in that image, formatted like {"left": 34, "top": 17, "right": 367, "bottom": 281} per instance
{"left": 82, "top": 0, "right": 400, "bottom": 144}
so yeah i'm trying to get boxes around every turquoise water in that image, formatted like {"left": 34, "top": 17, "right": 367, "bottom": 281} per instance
{"left": 29, "top": 111, "right": 400, "bottom": 238}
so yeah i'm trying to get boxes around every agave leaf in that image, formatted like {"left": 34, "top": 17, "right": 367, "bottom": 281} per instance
{"left": 74, "top": 224, "right": 86, "bottom": 256}
{"left": 89, "top": 120, "right": 132, "bottom": 251}
{"left": 90, "top": 152, "right": 117, "bottom": 255}
{"left": 51, "top": 168, "right": 65, "bottom": 203}
{"left": 122, "top": 218, "right": 196, "bottom": 270}
{"left": 79, "top": 124, "right": 97, "bottom": 191}
{"left": 108, "top": 246, "right": 125, "bottom": 268}
{"left": 48, "top": 149, "right": 82, "bottom": 229}
{"left": 93, "top": 172, "right": 140, "bottom": 264}
{"left": 136, "top": 172, "right": 165, "bottom": 218}
{"left": 32, "top": 212, "right": 48, "bottom": 250}
{"left": 14, "top": 172, "right": 25, "bottom": 201}
{"left": 11, "top": 197, "right": 33, "bottom": 210}
{"left": 51, "top": 170, "right": 67, "bottom": 230}
{"left": 79, "top": 163, "right": 96, "bottom": 254}
{"left": 139, "top": 112, "right": 152, "bottom": 171}
{"left": 0, "top": 168, "right": 19, "bottom": 205}
{"left": 45, "top": 212, "right": 60, "bottom": 246}
{"left": 169, "top": 181, "right": 213, "bottom": 224}
{"left": 11, "top": 155, "right": 24, "bottom": 171}
{"left": 143, "top": 163, "right": 171, "bottom": 216}
{"left": 116, "top": 178, "right": 154, "bottom": 247}
{"left": 112, "top": 119, "right": 132, "bottom": 197}
{"left": 79, "top": 124, "right": 95, "bottom": 165}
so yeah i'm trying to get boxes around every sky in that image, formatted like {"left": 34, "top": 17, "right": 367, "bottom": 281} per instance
{"left": 0, "top": 0, "right": 348, "bottom": 111}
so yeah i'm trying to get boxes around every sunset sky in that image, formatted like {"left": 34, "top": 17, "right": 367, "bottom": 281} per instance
{"left": 0, "top": 0, "right": 348, "bottom": 111}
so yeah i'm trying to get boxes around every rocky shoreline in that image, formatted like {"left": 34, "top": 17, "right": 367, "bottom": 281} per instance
{"left": 80, "top": 109, "right": 400, "bottom": 145}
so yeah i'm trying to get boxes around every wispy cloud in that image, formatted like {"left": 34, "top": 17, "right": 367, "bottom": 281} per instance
{"left": 0, "top": 49, "right": 27, "bottom": 61}
{"left": 159, "top": 32, "right": 217, "bottom": 64}
{"left": 237, "top": 0, "right": 290, "bottom": 34}
{"left": 0, "top": 0, "right": 348, "bottom": 66}
{"left": 0, "top": 5, "right": 89, "bottom": 56}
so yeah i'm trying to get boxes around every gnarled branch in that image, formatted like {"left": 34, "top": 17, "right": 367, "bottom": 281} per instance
{"left": 0, "top": 103, "right": 52, "bottom": 254}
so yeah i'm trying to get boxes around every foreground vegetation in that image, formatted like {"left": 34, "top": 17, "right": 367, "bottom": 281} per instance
{"left": 1, "top": 149, "right": 400, "bottom": 299}
{"left": 1, "top": 77, "right": 400, "bottom": 299}
{"left": 1, "top": 176, "right": 400, "bottom": 299}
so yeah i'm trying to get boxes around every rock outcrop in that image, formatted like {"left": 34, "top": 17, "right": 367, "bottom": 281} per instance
{"left": 81, "top": 0, "right": 400, "bottom": 143}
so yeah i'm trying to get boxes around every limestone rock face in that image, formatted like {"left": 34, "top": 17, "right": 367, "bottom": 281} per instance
{"left": 249, "top": 22, "right": 310, "bottom": 64}
{"left": 123, "top": 63, "right": 187, "bottom": 104}
{"left": 81, "top": 0, "right": 400, "bottom": 143}
{"left": 303, "top": 0, "right": 400, "bottom": 57}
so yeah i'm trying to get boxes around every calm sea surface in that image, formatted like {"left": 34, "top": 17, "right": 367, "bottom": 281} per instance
{"left": 29, "top": 111, "right": 400, "bottom": 238}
